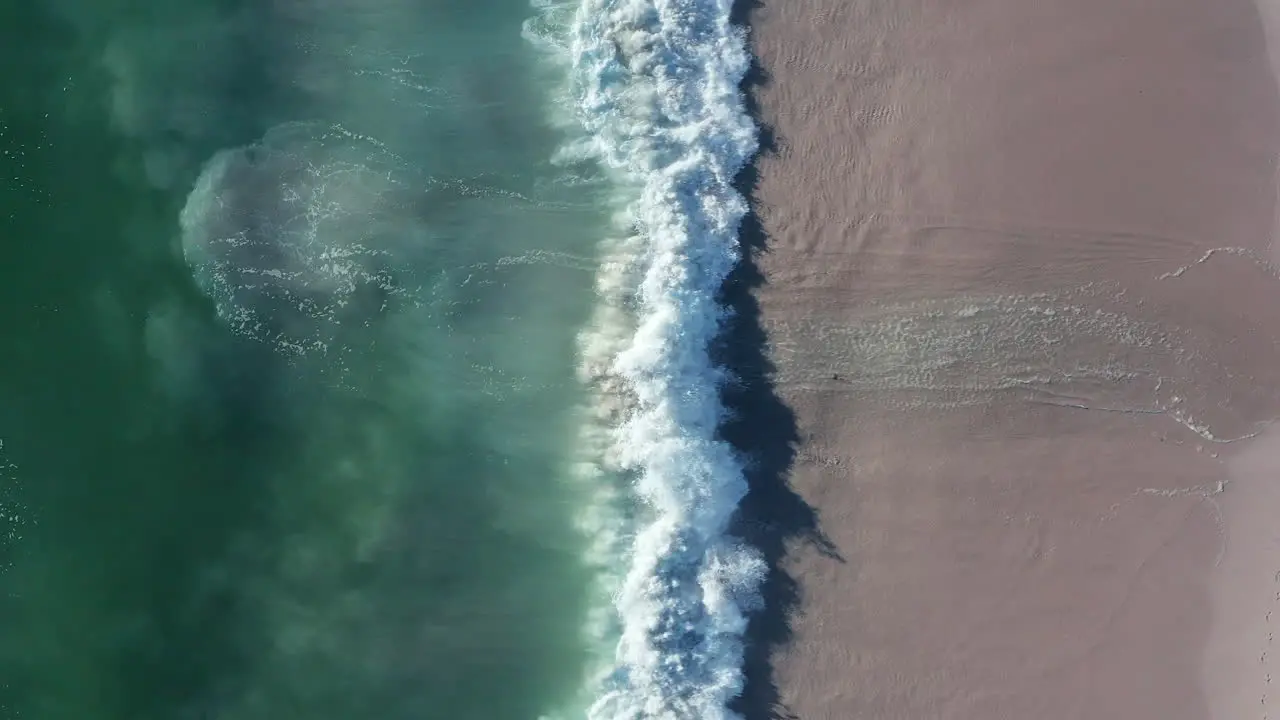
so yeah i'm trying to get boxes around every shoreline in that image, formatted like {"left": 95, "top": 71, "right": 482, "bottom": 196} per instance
{"left": 738, "top": 0, "right": 1280, "bottom": 716}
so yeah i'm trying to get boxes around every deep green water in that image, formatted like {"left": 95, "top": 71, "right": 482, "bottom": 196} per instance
{"left": 0, "top": 1, "right": 607, "bottom": 718}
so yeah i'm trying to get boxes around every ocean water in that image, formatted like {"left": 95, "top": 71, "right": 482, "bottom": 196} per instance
{"left": 0, "top": 0, "right": 760, "bottom": 717}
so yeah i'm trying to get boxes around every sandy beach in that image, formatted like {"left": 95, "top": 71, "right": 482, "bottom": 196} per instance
{"left": 740, "top": 0, "right": 1280, "bottom": 717}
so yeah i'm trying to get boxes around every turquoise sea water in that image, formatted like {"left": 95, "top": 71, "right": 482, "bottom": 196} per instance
{"left": 1, "top": 0, "right": 764, "bottom": 716}
{"left": 0, "top": 1, "right": 613, "bottom": 717}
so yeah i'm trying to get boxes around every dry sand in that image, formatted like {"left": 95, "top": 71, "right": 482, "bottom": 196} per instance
{"left": 741, "top": 0, "right": 1280, "bottom": 717}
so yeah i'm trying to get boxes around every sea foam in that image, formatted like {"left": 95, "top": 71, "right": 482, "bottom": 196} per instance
{"left": 528, "top": 0, "right": 767, "bottom": 717}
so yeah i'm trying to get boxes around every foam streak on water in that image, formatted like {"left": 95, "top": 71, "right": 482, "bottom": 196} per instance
{"left": 560, "top": 0, "right": 766, "bottom": 717}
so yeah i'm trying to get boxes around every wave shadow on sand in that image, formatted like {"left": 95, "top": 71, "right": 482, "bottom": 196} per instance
{"left": 720, "top": 2, "right": 843, "bottom": 718}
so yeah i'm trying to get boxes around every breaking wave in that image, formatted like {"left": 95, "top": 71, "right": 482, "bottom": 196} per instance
{"left": 529, "top": 0, "right": 766, "bottom": 717}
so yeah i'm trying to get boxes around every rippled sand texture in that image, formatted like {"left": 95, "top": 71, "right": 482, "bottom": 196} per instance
{"left": 746, "top": 0, "right": 1280, "bottom": 717}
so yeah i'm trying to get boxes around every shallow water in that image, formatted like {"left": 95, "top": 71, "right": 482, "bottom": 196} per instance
{"left": 0, "top": 1, "right": 610, "bottom": 718}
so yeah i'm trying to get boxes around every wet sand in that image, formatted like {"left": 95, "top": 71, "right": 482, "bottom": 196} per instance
{"left": 1207, "top": 427, "right": 1280, "bottom": 720}
{"left": 742, "top": 0, "right": 1280, "bottom": 717}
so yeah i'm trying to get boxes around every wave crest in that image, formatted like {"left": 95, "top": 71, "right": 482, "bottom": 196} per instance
{"left": 551, "top": 0, "right": 768, "bottom": 716}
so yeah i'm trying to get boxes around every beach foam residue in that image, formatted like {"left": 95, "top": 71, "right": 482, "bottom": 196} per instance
{"left": 527, "top": 0, "right": 766, "bottom": 717}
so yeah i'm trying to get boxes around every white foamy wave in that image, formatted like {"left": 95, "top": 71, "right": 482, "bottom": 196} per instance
{"left": 539, "top": 0, "right": 768, "bottom": 716}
